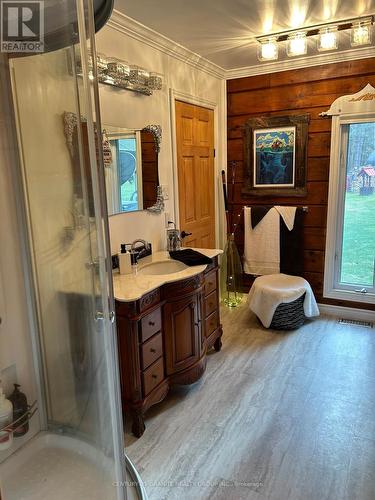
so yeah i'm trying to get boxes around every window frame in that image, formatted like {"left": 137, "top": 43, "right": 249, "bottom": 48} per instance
{"left": 324, "top": 112, "right": 375, "bottom": 304}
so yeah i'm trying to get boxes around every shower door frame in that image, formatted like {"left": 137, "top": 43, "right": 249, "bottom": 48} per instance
{"left": 5, "top": 1, "right": 127, "bottom": 498}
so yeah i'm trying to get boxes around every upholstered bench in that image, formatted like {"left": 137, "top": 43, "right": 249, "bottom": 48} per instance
{"left": 248, "top": 274, "right": 319, "bottom": 330}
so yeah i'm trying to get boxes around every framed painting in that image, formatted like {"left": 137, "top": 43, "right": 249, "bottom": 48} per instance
{"left": 243, "top": 114, "right": 309, "bottom": 197}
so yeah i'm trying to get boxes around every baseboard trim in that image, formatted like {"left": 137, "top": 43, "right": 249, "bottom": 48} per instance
{"left": 318, "top": 303, "right": 375, "bottom": 322}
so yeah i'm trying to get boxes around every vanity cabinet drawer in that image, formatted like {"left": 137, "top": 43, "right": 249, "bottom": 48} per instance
{"left": 142, "top": 357, "right": 164, "bottom": 396}
{"left": 140, "top": 308, "right": 162, "bottom": 343}
{"left": 205, "top": 290, "right": 217, "bottom": 317}
{"left": 139, "top": 289, "right": 160, "bottom": 313}
{"left": 141, "top": 332, "right": 163, "bottom": 370}
{"left": 204, "top": 270, "right": 217, "bottom": 297}
{"left": 205, "top": 310, "right": 218, "bottom": 338}
{"left": 162, "top": 274, "right": 203, "bottom": 300}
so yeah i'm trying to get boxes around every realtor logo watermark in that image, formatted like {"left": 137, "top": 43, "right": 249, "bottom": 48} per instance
{"left": 1, "top": 1, "right": 44, "bottom": 52}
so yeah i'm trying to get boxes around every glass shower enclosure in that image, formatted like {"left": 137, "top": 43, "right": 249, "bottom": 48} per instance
{"left": 0, "top": 1, "right": 138, "bottom": 498}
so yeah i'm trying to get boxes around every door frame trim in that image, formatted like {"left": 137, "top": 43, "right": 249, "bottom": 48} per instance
{"left": 170, "top": 89, "right": 221, "bottom": 248}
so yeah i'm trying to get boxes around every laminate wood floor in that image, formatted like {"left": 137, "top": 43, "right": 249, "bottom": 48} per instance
{"left": 125, "top": 299, "right": 375, "bottom": 500}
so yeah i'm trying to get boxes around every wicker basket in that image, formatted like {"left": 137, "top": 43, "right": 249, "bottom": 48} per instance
{"left": 269, "top": 293, "right": 306, "bottom": 330}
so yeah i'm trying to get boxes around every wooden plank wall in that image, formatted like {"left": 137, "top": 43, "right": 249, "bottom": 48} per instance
{"left": 227, "top": 57, "right": 375, "bottom": 310}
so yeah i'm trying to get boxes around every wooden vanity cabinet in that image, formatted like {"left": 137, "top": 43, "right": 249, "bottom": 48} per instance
{"left": 115, "top": 256, "right": 223, "bottom": 437}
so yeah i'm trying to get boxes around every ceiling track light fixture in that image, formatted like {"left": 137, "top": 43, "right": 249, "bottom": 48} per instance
{"left": 256, "top": 15, "right": 374, "bottom": 61}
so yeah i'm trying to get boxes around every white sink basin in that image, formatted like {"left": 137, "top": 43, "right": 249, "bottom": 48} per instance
{"left": 138, "top": 260, "right": 188, "bottom": 276}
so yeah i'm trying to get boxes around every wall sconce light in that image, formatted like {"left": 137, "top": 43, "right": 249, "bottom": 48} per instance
{"left": 318, "top": 26, "right": 338, "bottom": 51}
{"left": 129, "top": 65, "right": 150, "bottom": 87}
{"left": 149, "top": 72, "right": 163, "bottom": 90}
{"left": 72, "top": 50, "right": 163, "bottom": 96}
{"left": 287, "top": 32, "right": 307, "bottom": 57}
{"left": 351, "top": 20, "right": 372, "bottom": 46}
{"left": 106, "top": 58, "right": 130, "bottom": 85}
{"left": 257, "top": 37, "right": 278, "bottom": 61}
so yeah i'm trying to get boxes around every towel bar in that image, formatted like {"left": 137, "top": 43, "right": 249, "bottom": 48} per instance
{"left": 243, "top": 205, "right": 309, "bottom": 212}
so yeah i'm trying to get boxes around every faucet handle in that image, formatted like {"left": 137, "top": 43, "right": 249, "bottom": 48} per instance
{"left": 130, "top": 252, "right": 138, "bottom": 265}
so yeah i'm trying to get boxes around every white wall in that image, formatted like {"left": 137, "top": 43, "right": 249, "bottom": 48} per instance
{"left": 96, "top": 22, "right": 227, "bottom": 254}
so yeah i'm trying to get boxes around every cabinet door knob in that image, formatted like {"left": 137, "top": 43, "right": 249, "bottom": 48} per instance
{"left": 152, "top": 374, "right": 158, "bottom": 379}
{"left": 150, "top": 348, "right": 156, "bottom": 353}
{"left": 149, "top": 321, "right": 155, "bottom": 326}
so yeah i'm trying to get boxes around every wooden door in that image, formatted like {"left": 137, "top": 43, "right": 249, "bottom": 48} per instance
{"left": 175, "top": 101, "right": 215, "bottom": 248}
{"left": 163, "top": 292, "right": 202, "bottom": 376}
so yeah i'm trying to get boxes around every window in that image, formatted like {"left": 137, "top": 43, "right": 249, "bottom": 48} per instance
{"left": 324, "top": 84, "right": 375, "bottom": 304}
{"left": 335, "top": 122, "right": 375, "bottom": 294}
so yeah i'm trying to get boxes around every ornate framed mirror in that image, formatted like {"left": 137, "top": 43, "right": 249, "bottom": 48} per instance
{"left": 63, "top": 113, "right": 164, "bottom": 215}
{"left": 103, "top": 124, "right": 163, "bottom": 215}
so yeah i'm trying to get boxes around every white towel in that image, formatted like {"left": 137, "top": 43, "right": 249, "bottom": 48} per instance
{"left": 274, "top": 206, "right": 297, "bottom": 231}
{"left": 248, "top": 274, "right": 320, "bottom": 328}
{"left": 243, "top": 207, "right": 280, "bottom": 275}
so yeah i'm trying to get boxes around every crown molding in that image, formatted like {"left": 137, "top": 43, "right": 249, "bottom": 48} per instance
{"left": 107, "top": 10, "right": 226, "bottom": 79}
{"left": 226, "top": 46, "right": 375, "bottom": 79}
{"left": 106, "top": 11, "right": 375, "bottom": 81}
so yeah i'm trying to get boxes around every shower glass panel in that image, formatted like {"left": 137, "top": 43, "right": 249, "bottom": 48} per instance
{"left": 7, "top": 1, "right": 126, "bottom": 498}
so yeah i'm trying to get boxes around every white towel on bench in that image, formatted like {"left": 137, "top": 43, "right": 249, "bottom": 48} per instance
{"left": 248, "top": 273, "right": 320, "bottom": 328}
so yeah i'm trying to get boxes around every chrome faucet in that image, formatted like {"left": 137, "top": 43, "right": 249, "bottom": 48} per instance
{"left": 130, "top": 239, "right": 151, "bottom": 259}
{"left": 166, "top": 221, "right": 181, "bottom": 251}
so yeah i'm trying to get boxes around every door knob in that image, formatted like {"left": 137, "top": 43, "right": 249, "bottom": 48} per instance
{"left": 181, "top": 230, "right": 192, "bottom": 239}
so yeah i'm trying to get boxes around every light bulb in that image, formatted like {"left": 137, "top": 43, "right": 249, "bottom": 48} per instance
{"left": 318, "top": 26, "right": 338, "bottom": 51}
{"left": 351, "top": 22, "right": 372, "bottom": 46}
{"left": 287, "top": 32, "right": 307, "bottom": 57}
{"left": 258, "top": 37, "right": 278, "bottom": 61}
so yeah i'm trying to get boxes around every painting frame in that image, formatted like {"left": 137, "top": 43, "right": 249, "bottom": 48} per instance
{"left": 243, "top": 114, "right": 309, "bottom": 197}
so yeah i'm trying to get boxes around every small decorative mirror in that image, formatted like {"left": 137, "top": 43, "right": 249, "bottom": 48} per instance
{"left": 63, "top": 112, "right": 163, "bottom": 217}
{"left": 103, "top": 124, "right": 162, "bottom": 215}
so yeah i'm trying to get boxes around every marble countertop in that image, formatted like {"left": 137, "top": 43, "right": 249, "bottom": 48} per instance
{"left": 113, "top": 248, "right": 223, "bottom": 303}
